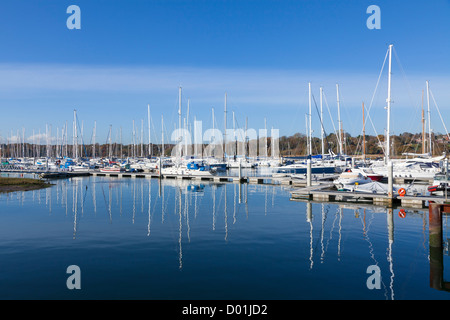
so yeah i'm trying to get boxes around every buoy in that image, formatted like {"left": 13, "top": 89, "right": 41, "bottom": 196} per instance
{"left": 398, "top": 188, "right": 406, "bottom": 197}
{"left": 399, "top": 209, "right": 406, "bottom": 218}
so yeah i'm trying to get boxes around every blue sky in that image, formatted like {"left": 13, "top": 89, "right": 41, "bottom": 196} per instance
{"left": 1, "top": 0, "right": 450, "bottom": 145}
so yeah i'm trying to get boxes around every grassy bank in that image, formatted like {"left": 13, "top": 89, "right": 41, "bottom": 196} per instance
{"left": 0, "top": 177, "right": 52, "bottom": 193}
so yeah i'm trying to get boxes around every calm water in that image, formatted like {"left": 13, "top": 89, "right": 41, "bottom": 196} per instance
{"left": 0, "top": 174, "right": 449, "bottom": 300}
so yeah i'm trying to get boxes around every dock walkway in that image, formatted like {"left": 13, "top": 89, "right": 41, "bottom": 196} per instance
{"left": 291, "top": 184, "right": 446, "bottom": 208}
{"left": 2, "top": 167, "right": 444, "bottom": 209}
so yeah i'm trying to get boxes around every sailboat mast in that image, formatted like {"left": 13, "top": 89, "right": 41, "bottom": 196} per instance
{"left": 186, "top": 99, "right": 190, "bottom": 157}
{"left": 426, "top": 80, "right": 432, "bottom": 155}
{"left": 233, "top": 111, "right": 236, "bottom": 157}
{"left": 305, "top": 114, "right": 308, "bottom": 155}
{"left": 421, "top": 90, "right": 425, "bottom": 154}
{"left": 362, "top": 102, "right": 366, "bottom": 162}
{"left": 336, "top": 83, "right": 343, "bottom": 155}
{"left": 132, "top": 120, "right": 136, "bottom": 158}
{"left": 178, "top": 86, "right": 182, "bottom": 142}
{"left": 141, "top": 119, "right": 144, "bottom": 157}
{"left": 93, "top": 120, "right": 96, "bottom": 158}
{"left": 308, "top": 82, "right": 312, "bottom": 156}
{"left": 224, "top": 92, "right": 227, "bottom": 161}
{"left": 120, "top": 126, "right": 123, "bottom": 159}
{"left": 109, "top": 125, "right": 112, "bottom": 159}
{"left": 320, "top": 86, "right": 324, "bottom": 160}
{"left": 386, "top": 44, "right": 393, "bottom": 163}
{"left": 148, "top": 104, "right": 151, "bottom": 157}
{"left": 73, "top": 109, "right": 78, "bottom": 160}
{"left": 161, "top": 115, "right": 164, "bottom": 158}
{"left": 264, "top": 117, "right": 268, "bottom": 158}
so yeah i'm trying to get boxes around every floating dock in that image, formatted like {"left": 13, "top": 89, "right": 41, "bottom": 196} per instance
{"left": 290, "top": 184, "right": 446, "bottom": 209}
{"left": 90, "top": 171, "right": 272, "bottom": 184}
{"left": 2, "top": 167, "right": 444, "bottom": 209}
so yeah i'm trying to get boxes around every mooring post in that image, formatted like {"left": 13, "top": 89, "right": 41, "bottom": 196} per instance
{"left": 428, "top": 202, "right": 445, "bottom": 291}
{"left": 429, "top": 202, "right": 443, "bottom": 249}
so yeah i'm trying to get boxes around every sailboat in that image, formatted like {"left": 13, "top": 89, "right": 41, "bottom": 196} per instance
{"left": 360, "top": 45, "right": 445, "bottom": 180}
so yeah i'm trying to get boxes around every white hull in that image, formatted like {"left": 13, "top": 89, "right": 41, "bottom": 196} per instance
{"left": 161, "top": 167, "right": 216, "bottom": 176}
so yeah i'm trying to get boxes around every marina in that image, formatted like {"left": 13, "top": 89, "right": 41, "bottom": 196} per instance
{"left": 2, "top": 50, "right": 450, "bottom": 298}
{"left": 0, "top": 158, "right": 446, "bottom": 210}
{"left": 0, "top": 172, "right": 449, "bottom": 299}
{"left": 1, "top": 1, "right": 450, "bottom": 304}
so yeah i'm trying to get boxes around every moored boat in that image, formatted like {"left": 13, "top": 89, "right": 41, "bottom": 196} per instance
{"left": 100, "top": 165, "right": 124, "bottom": 173}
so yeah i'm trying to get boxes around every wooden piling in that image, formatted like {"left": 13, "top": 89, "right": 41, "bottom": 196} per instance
{"left": 428, "top": 202, "right": 450, "bottom": 291}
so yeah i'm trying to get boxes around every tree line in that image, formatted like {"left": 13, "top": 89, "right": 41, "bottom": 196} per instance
{"left": 1, "top": 131, "right": 449, "bottom": 159}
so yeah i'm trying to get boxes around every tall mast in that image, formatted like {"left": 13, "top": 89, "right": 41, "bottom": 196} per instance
{"left": 80, "top": 121, "right": 84, "bottom": 158}
{"left": 120, "top": 126, "right": 123, "bottom": 159}
{"left": 186, "top": 99, "right": 190, "bottom": 157}
{"left": 233, "top": 111, "right": 236, "bottom": 157}
{"left": 93, "top": 120, "right": 96, "bottom": 158}
{"left": 148, "top": 104, "right": 151, "bottom": 157}
{"left": 73, "top": 109, "right": 78, "bottom": 160}
{"left": 426, "top": 80, "right": 432, "bottom": 155}
{"left": 38, "top": 129, "right": 41, "bottom": 158}
{"left": 421, "top": 90, "right": 425, "bottom": 154}
{"left": 178, "top": 86, "right": 182, "bottom": 139}
{"left": 386, "top": 44, "right": 393, "bottom": 163}
{"left": 308, "top": 82, "right": 312, "bottom": 156}
{"left": 212, "top": 107, "right": 215, "bottom": 132}
{"left": 245, "top": 116, "right": 248, "bottom": 158}
{"left": 336, "top": 83, "right": 343, "bottom": 155}
{"left": 305, "top": 114, "right": 308, "bottom": 155}
{"left": 320, "top": 86, "right": 324, "bottom": 159}
{"left": 141, "top": 119, "right": 144, "bottom": 157}
{"left": 161, "top": 115, "right": 164, "bottom": 158}
{"left": 224, "top": 92, "right": 227, "bottom": 161}
{"left": 264, "top": 117, "right": 268, "bottom": 158}
{"left": 212, "top": 107, "right": 215, "bottom": 157}
{"left": 109, "top": 125, "right": 112, "bottom": 159}
{"left": 362, "top": 102, "right": 366, "bottom": 162}
{"left": 22, "top": 127, "right": 25, "bottom": 158}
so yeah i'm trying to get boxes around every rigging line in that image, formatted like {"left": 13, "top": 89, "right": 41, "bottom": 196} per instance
{"left": 367, "top": 111, "right": 386, "bottom": 156}
{"left": 149, "top": 116, "right": 161, "bottom": 154}
{"left": 233, "top": 117, "right": 246, "bottom": 142}
{"left": 311, "top": 92, "right": 331, "bottom": 151}
{"left": 393, "top": 47, "right": 423, "bottom": 132}
{"left": 322, "top": 91, "right": 340, "bottom": 151}
{"left": 75, "top": 115, "right": 89, "bottom": 157}
{"left": 359, "top": 47, "right": 389, "bottom": 156}
{"left": 337, "top": 90, "right": 356, "bottom": 139}
{"left": 364, "top": 47, "right": 389, "bottom": 129}
{"left": 430, "top": 89, "right": 450, "bottom": 140}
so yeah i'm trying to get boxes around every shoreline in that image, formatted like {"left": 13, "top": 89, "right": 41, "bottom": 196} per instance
{"left": 0, "top": 177, "right": 52, "bottom": 193}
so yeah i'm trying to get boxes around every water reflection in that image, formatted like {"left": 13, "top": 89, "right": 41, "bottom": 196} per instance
{"left": 0, "top": 174, "right": 449, "bottom": 299}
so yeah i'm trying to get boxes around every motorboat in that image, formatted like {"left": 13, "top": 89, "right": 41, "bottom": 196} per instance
{"left": 100, "top": 165, "right": 124, "bottom": 173}
{"left": 350, "top": 168, "right": 384, "bottom": 181}
{"left": 428, "top": 172, "right": 450, "bottom": 195}
{"left": 333, "top": 171, "right": 371, "bottom": 189}
{"left": 161, "top": 160, "right": 217, "bottom": 176}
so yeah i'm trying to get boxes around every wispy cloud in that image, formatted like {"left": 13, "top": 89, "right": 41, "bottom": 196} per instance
{"left": 0, "top": 63, "right": 449, "bottom": 139}
{"left": 0, "top": 62, "right": 448, "bottom": 102}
